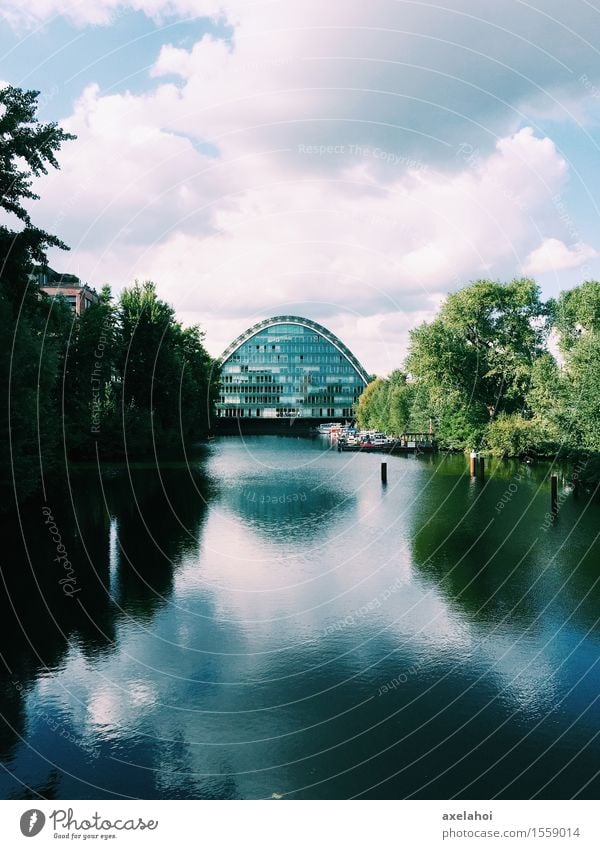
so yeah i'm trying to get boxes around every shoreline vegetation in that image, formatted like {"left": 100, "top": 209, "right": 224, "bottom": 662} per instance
{"left": 2, "top": 86, "right": 600, "bottom": 513}
{"left": 356, "top": 278, "right": 600, "bottom": 488}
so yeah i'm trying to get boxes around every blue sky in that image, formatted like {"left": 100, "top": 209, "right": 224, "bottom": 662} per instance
{"left": 0, "top": 12, "right": 226, "bottom": 117}
{"left": 2, "top": 0, "right": 600, "bottom": 372}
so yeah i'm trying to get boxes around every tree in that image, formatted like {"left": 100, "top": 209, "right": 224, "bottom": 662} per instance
{"left": 0, "top": 86, "right": 218, "bottom": 507}
{"left": 405, "top": 317, "right": 485, "bottom": 445}
{"left": 355, "top": 378, "right": 386, "bottom": 430}
{"left": 405, "top": 279, "right": 548, "bottom": 449}
{"left": 62, "top": 286, "right": 117, "bottom": 458}
{"left": 0, "top": 86, "right": 75, "bottom": 506}
{"left": 115, "top": 280, "right": 216, "bottom": 458}
{"left": 552, "top": 280, "right": 600, "bottom": 351}
{"left": 549, "top": 282, "right": 600, "bottom": 453}
{"left": 436, "top": 278, "right": 548, "bottom": 415}
{"left": 386, "top": 371, "right": 413, "bottom": 435}
{"left": 560, "top": 332, "right": 600, "bottom": 452}
{"left": 177, "top": 323, "right": 219, "bottom": 440}
{"left": 355, "top": 371, "right": 414, "bottom": 435}
{"left": 0, "top": 85, "right": 75, "bottom": 310}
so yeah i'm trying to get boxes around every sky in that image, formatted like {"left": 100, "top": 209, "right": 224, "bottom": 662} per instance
{"left": 3, "top": 0, "right": 600, "bottom": 374}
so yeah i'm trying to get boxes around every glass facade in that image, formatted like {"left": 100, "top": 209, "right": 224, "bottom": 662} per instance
{"left": 217, "top": 316, "right": 369, "bottom": 419}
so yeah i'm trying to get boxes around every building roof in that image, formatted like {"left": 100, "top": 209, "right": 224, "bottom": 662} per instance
{"left": 34, "top": 266, "right": 82, "bottom": 287}
{"left": 219, "top": 315, "right": 369, "bottom": 384}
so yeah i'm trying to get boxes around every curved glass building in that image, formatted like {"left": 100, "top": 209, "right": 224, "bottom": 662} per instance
{"left": 217, "top": 316, "right": 369, "bottom": 420}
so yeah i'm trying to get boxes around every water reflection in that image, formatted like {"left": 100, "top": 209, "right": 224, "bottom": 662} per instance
{"left": 225, "top": 478, "right": 352, "bottom": 542}
{"left": 0, "top": 439, "right": 599, "bottom": 799}
{"left": 0, "top": 459, "right": 212, "bottom": 796}
{"left": 106, "top": 465, "right": 212, "bottom": 619}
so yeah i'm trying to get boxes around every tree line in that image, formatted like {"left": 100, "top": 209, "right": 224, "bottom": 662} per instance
{"left": 1, "top": 86, "right": 219, "bottom": 509}
{"left": 356, "top": 277, "right": 600, "bottom": 478}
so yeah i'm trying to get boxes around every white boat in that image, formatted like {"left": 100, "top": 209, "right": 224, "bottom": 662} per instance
{"left": 317, "top": 422, "right": 339, "bottom": 435}
{"left": 370, "top": 432, "right": 390, "bottom": 445}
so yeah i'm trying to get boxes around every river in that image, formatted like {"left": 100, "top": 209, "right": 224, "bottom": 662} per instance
{"left": 1, "top": 436, "right": 599, "bottom": 799}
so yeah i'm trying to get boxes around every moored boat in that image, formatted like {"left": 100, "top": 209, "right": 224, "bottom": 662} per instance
{"left": 316, "top": 422, "right": 340, "bottom": 435}
{"left": 337, "top": 430, "right": 436, "bottom": 453}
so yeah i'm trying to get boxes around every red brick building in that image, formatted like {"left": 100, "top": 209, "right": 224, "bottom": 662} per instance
{"left": 33, "top": 267, "right": 100, "bottom": 315}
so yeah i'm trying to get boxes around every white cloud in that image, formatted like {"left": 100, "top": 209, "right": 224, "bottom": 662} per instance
{"left": 17, "top": 2, "right": 600, "bottom": 372}
{"left": 6, "top": 3, "right": 600, "bottom": 154}
{"left": 522, "top": 237, "right": 598, "bottom": 275}
{"left": 150, "top": 34, "right": 233, "bottom": 80}
{"left": 36, "top": 84, "right": 574, "bottom": 371}
{"left": 126, "top": 126, "right": 570, "bottom": 310}
{"left": 0, "top": 0, "right": 225, "bottom": 29}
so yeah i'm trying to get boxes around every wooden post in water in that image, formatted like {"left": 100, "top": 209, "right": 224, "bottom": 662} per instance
{"left": 551, "top": 475, "right": 558, "bottom": 517}
{"left": 479, "top": 456, "right": 485, "bottom": 480}
{"left": 470, "top": 451, "right": 477, "bottom": 477}
{"left": 381, "top": 462, "right": 387, "bottom": 485}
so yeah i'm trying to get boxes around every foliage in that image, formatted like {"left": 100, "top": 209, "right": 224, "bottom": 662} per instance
{"left": 549, "top": 282, "right": 600, "bottom": 454}
{"left": 57, "top": 280, "right": 219, "bottom": 461}
{"left": 355, "top": 370, "right": 413, "bottom": 434}
{"left": 400, "top": 279, "right": 548, "bottom": 449}
{"left": 355, "top": 278, "right": 600, "bottom": 470}
{"left": 355, "top": 378, "right": 385, "bottom": 430}
{"left": 0, "top": 87, "right": 217, "bottom": 510}
{"left": 552, "top": 281, "right": 600, "bottom": 351}
{"left": 561, "top": 333, "right": 600, "bottom": 452}
{"left": 0, "top": 86, "right": 76, "bottom": 311}
{"left": 484, "top": 413, "right": 559, "bottom": 458}
{"left": 0, "top": 86, "right": 76, "bottom": 505}
{"left": 62, "top": 289, "right": 117, "bottom": 458}
{"left": 113, "top": 280, "right": 218, "bottom": 458}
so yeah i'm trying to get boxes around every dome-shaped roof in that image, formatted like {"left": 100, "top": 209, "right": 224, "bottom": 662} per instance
{"left": 219, "top": 315, "right": 369, "bottom": 384}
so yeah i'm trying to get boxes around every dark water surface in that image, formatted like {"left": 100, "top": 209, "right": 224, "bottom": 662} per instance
{"left": 1, "top": 436, "right": 599, "bottom": 799}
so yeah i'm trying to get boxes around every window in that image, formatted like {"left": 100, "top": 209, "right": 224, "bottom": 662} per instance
{"left": 219, "top": 321, "right": 366, "bottom": 419}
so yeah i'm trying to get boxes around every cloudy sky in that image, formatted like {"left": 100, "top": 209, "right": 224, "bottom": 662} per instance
{"left": 2, "top": 0, "right": 600, "bottom": 373}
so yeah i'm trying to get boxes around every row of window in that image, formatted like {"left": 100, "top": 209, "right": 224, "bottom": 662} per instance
{"left": 222, "top": 374, "right": 275, "bottom": 384}
{"left": 230, "top": 353, "right": 350, "bottom": 365}
{"left": 219, "top": 395, "right": 359, "bottom": 405}
{"left": 242, "top": 342, "right": 344, "bottom": 354}
{"left": 225, "top": 363, "right": 356, "bottom": 375}
{"left": 221, "top": 381, "right": 358, "bottom": 393}
{"left": 217, "top": 407, "right": 354, "bottom": 418}
{"left": 222, "top": 371, "right": 358, "bottom": 385}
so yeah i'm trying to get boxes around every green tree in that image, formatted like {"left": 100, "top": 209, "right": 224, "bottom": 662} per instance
{"left": 386, "top": 371, "right": 413, "bottom": 435}
{"left": 177, "top": 323, "right": 220, "bottom": 440}
{"left": 0, "top": 86, "right": 75, "bottom": 506}
{"left": 115, "top": 280, "right": 216, "bottom": 458}
{"left": 561, "top": 334, "right": 600, "bottom": 451}
{"left": 405, "top": 318, "right": 486, "bottom": 447}
{"left": 405, "top": 279, "right": 548, "bottom": 449}
{"left": 552, "top": 280, "right": 600, "bottom": 351}
{"left": 355, "top": 371, "right": 414, "bottom": 435}
{"left": 550, "top": 282, "right": 600, "bottom": 453}
{"left": 0, "top": 86, "right": 75, "bottom": 310}
{"left": 62, "top": 286, "right": 117, "bottom": 458}
{"left": 355, "top": 378, "right": 387, "bottom": 430}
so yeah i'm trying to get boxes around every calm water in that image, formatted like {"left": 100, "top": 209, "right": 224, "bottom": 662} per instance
{"left": 1, "top": 436, "right": 599, "bottom": 799}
